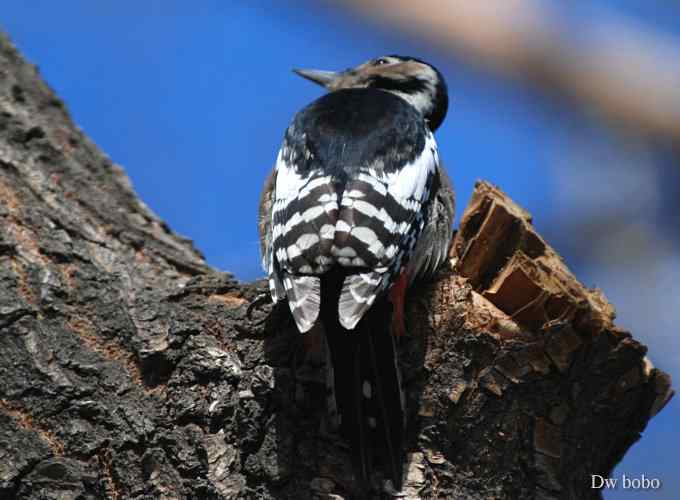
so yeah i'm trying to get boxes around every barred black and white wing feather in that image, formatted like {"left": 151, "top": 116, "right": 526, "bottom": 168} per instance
{"left": 335, "top": 131, "right": 437, "bottom": 329}
{"left": 266, "top": 89, "right": 438, "bottom": 333}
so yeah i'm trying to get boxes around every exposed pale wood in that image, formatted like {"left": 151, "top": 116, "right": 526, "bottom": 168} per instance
{"left": 0, "top": 33, "right": 672, "bottom": 499}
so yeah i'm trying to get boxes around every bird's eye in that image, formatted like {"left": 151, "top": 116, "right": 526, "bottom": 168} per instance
{"left": 373, "top": 58, "right": 390, "bottom": 66}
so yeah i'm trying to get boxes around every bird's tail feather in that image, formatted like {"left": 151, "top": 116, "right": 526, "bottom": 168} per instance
{"left": 364, "top": 303, "right": 404, "bottom": 487}
{"left": 322, "top": 270, "right": 404, "bottom": 491}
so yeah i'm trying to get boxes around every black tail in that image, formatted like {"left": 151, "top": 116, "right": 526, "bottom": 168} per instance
{"left": 322, "top": 270, "right": 405, "bottom": 493}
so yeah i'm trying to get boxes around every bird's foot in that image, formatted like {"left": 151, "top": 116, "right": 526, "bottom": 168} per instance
{"left": 246, "top": 292, "right": 272, "bottom": 322}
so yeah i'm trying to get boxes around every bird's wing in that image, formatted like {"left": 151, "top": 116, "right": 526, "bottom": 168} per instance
{"left": 258, "top": 168, "right": 287, "bottom": 303}
{"left": 407, "top": 162, "right": 455, "bottom": 283}
{"left": 336, "top": 131, "right": 439, "bottom": 329}
{"left": 268, "top": 147, "right": 340, "bottom": 332}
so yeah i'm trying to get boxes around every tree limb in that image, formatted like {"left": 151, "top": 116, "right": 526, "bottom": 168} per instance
{"left": 0, "top": 33, "right": 672, "bottom": 500}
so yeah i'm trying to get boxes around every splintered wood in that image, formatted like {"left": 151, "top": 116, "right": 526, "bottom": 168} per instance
{"left": 419, "top": 180, "right": 675, "bottom": 498}
{"left": 453, "top": 181, "right": 616, "bottom": 336}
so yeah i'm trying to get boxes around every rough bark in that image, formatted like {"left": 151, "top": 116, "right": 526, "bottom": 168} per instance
{"left": 0, "top": 33, "right": 672, "bottom": 500}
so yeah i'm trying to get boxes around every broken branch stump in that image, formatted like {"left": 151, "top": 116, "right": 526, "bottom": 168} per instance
{"left": 0, "top": 32, "right": 672, "bottom": 499}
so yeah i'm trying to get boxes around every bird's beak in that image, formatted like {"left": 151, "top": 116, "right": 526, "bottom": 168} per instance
{"left": 292, "top": 68, "right": 341, "bottom": 89}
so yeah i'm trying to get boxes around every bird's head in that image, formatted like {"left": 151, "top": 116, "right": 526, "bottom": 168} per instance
{"left": 293, "top": 55, "right": 448, "bottom": 131}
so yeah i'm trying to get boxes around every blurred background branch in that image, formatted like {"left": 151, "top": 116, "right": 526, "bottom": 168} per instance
{"left": 340, "top": 0, "right": 680, "bottom": 145}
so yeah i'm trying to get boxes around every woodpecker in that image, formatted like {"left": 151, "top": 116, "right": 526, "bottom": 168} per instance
{"left": 258, "top": 55, "right": 454, "bottom": 493}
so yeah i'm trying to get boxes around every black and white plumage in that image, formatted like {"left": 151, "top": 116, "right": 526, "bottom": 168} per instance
{"left": 258, "top": 55, "right": 454, "bottom": 492}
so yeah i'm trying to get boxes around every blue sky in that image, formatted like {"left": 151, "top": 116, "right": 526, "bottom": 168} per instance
{"left": 3, "top": 2, "right": 677, "bottom": 498}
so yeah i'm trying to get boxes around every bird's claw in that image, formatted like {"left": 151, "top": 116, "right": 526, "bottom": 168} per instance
{"left": 247, "top": 292, "right": 272, "bottom": 321}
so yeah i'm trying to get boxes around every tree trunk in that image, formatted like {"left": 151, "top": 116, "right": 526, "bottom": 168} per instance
{"left": 0, "top": 33, "right": 672, "bottom": 500}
